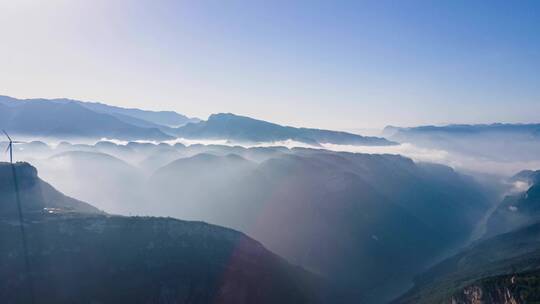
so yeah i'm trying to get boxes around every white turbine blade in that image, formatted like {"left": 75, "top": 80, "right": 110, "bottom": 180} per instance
{"left": 2, "top": 130, "right": 11, "bottom": 142}
{"left": 5, "top": 144, "right": 10, "bottom": 153}
{"left": 12, "top": 141, "right": 25, "bottom": 144}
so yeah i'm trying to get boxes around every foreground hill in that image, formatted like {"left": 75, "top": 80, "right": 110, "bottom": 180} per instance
{"left": 0, "top": 162, "right": 323, "bottom": 303}
{"left": 175, "top": 113, "right": 396, "bottom": 146}
{"left": 1, "top": 216, "right": 323, "bottom": 304}
{"left": 0, "top": 162, "right": 102, "bottom": 217}
{"left": 151, "top": 149, "right": 492, "bottom": 302}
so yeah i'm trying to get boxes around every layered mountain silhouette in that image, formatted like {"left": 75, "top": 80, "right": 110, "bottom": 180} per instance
{"left": 4, "top": 137, "right": 529, "bottom": 303}
{"left": 0, "top": 96, "right": 174, "bottom": 141}
{"left": 0, "top": 95, "right": 394, "bottom": 146}
{"left": 0, "top": 162, "right": 325, "bottom": 303}
{"left": 68, "top": 99, "right": 200, "bottom": 127}
{"left": 175, "top": 113, "right": 396, "bottom": 146}
{"left": 150, "top": 148, "right": 491, "bottom": 302}
{"left": 0, "top": 95, "right": 199, "bottom": 127}
{"left": 13, "top": 140, "right": 488, "bottom": 302}
{"left": 35, "top": 151, "right": 147, "bottom": 215}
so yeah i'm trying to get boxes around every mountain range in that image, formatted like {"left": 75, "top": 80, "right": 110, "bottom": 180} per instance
{"left": 0, "top": 96, "right": 174, "bottom": 141}
{"left": 149, "top": 148, "right": 492, "bottom": 302}
{"left": 4, "top": 138, "right": 540, "bottom": 303}
{"left": 0, "top": 95, "right": 394, "bottom": 146}
{"left": 4, "top": 140, "right": 494, "bottom": 302}
{"left": 175, "top": 113, "right": 396, "bottom": 146}
{"left": 5, "top": 96, "right": 540, "bottom": 303}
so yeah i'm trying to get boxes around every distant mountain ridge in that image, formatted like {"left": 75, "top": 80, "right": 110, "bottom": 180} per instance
{"left": 176, "top": 113, "right": 396, "bottom": 146}
{"left": 0, "top": 95, "right": 393, "bottom": 146}
{"left": 384, "top": 123, "right": 540, "bottom": 164}
{"left": 0, "top": 96, "right": 174, "bottom": 141}
{"left": 0, "top": 95, "right": 199, "bottom": 127}
{"left": 68, "top": 99, "right": 201, "bottom": 127}
{"left": 385, "top": 123, "right": 540, "bottom": 136}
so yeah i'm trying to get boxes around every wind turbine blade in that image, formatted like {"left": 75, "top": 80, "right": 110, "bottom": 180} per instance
{"left": 2, "top": 130, "right": 12, "bottom": 142}
{"left": 5, "top": 144, "right": 10, "bottom": 153}
{"left": 12, "top": 141, "right": 25, "bottom": 144}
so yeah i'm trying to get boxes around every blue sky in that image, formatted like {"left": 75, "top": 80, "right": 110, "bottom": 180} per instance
{"left": 1, "top": 0, "right": 539, "bottom": 129}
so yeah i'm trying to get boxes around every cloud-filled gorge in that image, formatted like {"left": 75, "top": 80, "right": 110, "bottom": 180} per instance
{"left": 1, "top": 137, "right": 503, "bottom": 302}
{"left": 2, "top": 97, "right": 540, "bottom": 304}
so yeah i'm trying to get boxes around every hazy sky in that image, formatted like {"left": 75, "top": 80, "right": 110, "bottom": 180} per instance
{"left": 1, "top": 0, "right": 539, "bottom": 129}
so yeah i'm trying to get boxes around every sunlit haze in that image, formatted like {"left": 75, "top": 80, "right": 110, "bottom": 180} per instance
{"left": 3, "top": 2, "right": 540, "bottom": 303}
{"left": 1, "top": 0, "right": 539, "bottom": 129}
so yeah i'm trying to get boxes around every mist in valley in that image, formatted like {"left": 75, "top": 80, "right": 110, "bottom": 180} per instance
{"left": 1, "top": 99, "right": 539, "bottom": 303}
{"left": 3, "top": 131, "right": 538, "bottom": 303}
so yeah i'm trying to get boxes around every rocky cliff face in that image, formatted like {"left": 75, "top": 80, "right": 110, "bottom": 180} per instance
{"left": 394, "top": 221, "right": 540, "bottom": 304}
{"left": 449, "top": 271, "right": 540, "bottom": 304}
{"left": 484, "top": 170, "right": 540, "bottom": 238}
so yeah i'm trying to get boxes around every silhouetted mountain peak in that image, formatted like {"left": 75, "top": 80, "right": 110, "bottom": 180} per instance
{"left": 208, "top": 112, "right": 277, "bottom": 124}
{"left": 177, "top": 113, "right": 396, "bottom": 146}
{"left": 158, "top": 153, "right": 255, "bottom": 174}
{"left": 209, "top": 112, "right": 241, "bottom": 119}
{"left": 0, "top": 162, "right": 38, "bottom": 189}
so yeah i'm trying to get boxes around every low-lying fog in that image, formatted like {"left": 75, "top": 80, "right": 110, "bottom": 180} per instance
{"left": 0, "top": 134, "right": 537, "bottom": 226}
{"left": 1, "top": 134, "right": 538, "bottom": 218}
{"left": 7, "top": 133, "right": 540, "bottom": 175}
